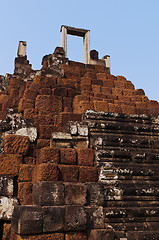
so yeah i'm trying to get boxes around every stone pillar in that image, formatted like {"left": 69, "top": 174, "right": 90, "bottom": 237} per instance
{"left": 83, "top": 31, "right": 90, "bottom": 64}
{"left": 61, "top": 26, "right": 67, "bottom": 58}
{"left": 103, "top": 55, "right": 111, "bottom": 70}
{"left": 17, "top": 41, "right": 27, "bottom": 57}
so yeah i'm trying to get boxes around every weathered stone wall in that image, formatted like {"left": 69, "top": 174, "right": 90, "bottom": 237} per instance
{"left": 0, "top": 46, "right": 159, "bottom": 239}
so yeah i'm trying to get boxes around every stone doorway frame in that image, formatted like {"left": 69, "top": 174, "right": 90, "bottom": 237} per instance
{"left": 60, "top": 25, "right": 90, "bottom": 64}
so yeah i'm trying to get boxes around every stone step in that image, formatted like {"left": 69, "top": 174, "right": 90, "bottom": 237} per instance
{"left": 106, "top": 195, "right": 159, "bottom": 202}
{"left": 89, "top": 121, "right": 159, "bottom": 135}
{"left": 126, "top": 231, "right": 159, "bottom": 240}
{"left": 103, "top": 180, "right": 159, "bottom": 187}
{"left": 104, "top": 183, "right": 159, "bottom": 198}
{"left": 106, "top": 222, "right": 159, "bottom": 232}
{"left": 100, "top": 135, "right": 159, "bottom": 149}
{"left": 96, "top": 149, "right": 159, "bottom": 160}
{"left": 105, "top": 200, "right": 159, "bottom": 208}
{"left": 104, "top": 207, "right": 159, "bottom": 223}
{"left": 96, "top": 152, "right": 159, "bottom": 164}
{"left": 99, "top": 163, "right": 159, "bottom": 181}
{"left": 83, "top": 110, "right": 153, "bottom": 123}
{"left": 95, "top": 144, "right": 159, "bottom": 152}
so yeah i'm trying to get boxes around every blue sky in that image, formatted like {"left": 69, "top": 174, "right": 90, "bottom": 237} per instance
{"left": 0, "top": 0, "right": 159, "bottom": 101}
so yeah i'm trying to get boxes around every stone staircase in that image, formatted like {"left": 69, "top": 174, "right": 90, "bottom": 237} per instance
{"left": 84, "top": 110, "right": 159, "bottom": 239}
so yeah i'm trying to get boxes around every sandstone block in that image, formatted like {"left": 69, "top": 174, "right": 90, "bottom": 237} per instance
{"left": 116, "top": 76, "right": 127, "bottom": 82}
{"left": 4, "top": 135, "right": 30, "bottom": 155}
{"left": 80, "top": 84, "right": 92, "bottom": 92}
{"left": 57, "top": 78, "right": 78, "bottom": 87}
{"left": 52, "top": 87, "right": 67, "bottom": 97}
{"left": 108, "top": 103, "right": 122, "bottom": 113}
{"left": 102, "top": 80, "right": 115, "bottom": 88}
{"left": 23, "top": 109, "right": 36, "bottom": 119}
{"left": 38, "top": 147, "right": 59, "bottom": 164}
{"left": 23, "top": 89, "right": 38, "bottom": 100}
{"left": 69, "top": 61, "right": 84, "bottom": 69}
{"left": 23, "top": 156, "right": 36, "bottom": 165}
{"left": 96, "top": 73, "right": 107, "bottom": 81}
{"left": 11, "top": 206, "right": 42, "bottom": 235}
{"left": 112, "top": 88, "right": 123, "bottom": 96}
{"left": 101, "top": 87, "right": 112, "bottom": 95}
{"left": 114, "top": 80, "right": 126, "bottom": 89}
{"left": 91, "top": 79, "right": 103, "bottom": 86}
{"left": 59, "top": 165, "right": 78, "bottom": 182}
{"left": 56, "top": 113, "right": 82, "bottom": 127}
{"left": 63, "top": 97, "right": 72, "bottom": 113}
{"left": 39, "top": 125, "right": 58, "bottom": 139}
{"left": 81, "top": 77, "right": 92, "bottom": 86}
{"left": 75, "top": 101, "right": 94, "bottom": 114}
{"left": 122, "top": 89, "right": 134, "bottom": 97}
{"left": 42, "top": 77, "right": 57, "bottom": 88}
{"left": 142, "top": 95, "right": 149, "bottom": 102}
{"left": 33, "top": 181, "right": 64, "bottom": 206}
{"left": 14, "top": 233, "right": 65, "bottom": 240}
{"left": 33, "top": 75, "right": 42, "bottom": 84}
{"left": 126, "top": 81, "right": 135, "bottom": 90}
{"left": 67, "top": 122, "right": 88, "bottom": 137}
{"left": 0, "top": 154, "right": 22, "bottom": 176}
{"left": 67, "top": 88, "right": 78, "bottom": 98}
{"left": 134, "top": 88, "right": 145, "bottom": 95}
{"left": 148, "top": 107, "right": 159, "bottom": 116}
{"left": 79, "top": 166, "right": 98, "bottom": 182}
{"left": 34, "top": 115, "right": 55, "bottom": 126}
{"left": 33, "top": 76, "right": 56, "bottom": 88}
{"left": 94, "top": 65, "right": 106, "bottom": 72}
{"left": 88, "top": 229, "right": 115, "bottom": 240}
{"left": 65, "top": 206, "right": 87, "bottom": 231}
{"left": 18, "top": 182, "right": 33, "bottom": 205}
{"left": 84, "top": 64, "right": 95, "bottom": 71}
{"left": 131, "top": 95, "right": 142, "bottom": 102}
{"left": 73, "top": 95, "right": 89, "bottom": 109}
{"left": 60, "top": 148, "right": 77, "bottom": 165}
{"left": 86, "top": 183, "right": 105, "bottom": 206}
{"left": 18, "top": 98, "right": 34, "bottom": 112}
{"left": 83, "top": 71, "right": 96, "bottom": 79}
{"left": 61, "top": 64, "right": 82, "bottom": 76}
{"left": 65, "top": 232, "right": 87, "bottom": 240}
{"left": 64, "top": 183, "right": 87, "bottom": 205}
{"left": 93, "top": 101, "right": 109, "bottom": 112}
{"left": 42, "top": 206, "right": 65, "bottom": 232}
{"left": 76, "top": 148, "right": 94, "bottom": 166}
{"left": 35, "top": 95, "right": 62, "bottom": 113}
{"left": 18, "top": 165, "right": 34, "bottom": 182}
{"left": 91, "top": 85, "right": 101, "bottom": 93}
{"left": 86, "top": 206, "right": 105, "bottom": 229}
{"left": 121, "top": 104, "right": 136, "bottom": 114}
{"left": 33, "top": 163, "right": 59, "bottom": 182}
{"left": 36, "top": 139, "right": 50, "bottom": 149}
{"left": 149, "top": 100, "right": 159, "bottom": 107}
{"left": 39, "top": 88, "right": 52, "bottom": 95}
{"left": 117, "top": 95, "right": 131, "bottom": 102}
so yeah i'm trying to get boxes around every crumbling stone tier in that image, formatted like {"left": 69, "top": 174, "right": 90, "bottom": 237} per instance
{"left": 0, "top": 40, "right": 159, "bottom": 240}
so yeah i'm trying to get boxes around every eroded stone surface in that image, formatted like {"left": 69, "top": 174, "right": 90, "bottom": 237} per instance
{"left": 0, "top": 197, "right": 18, "bottom": 220}
{"left": 15, "top": 127, "right": 37, "bottom": 142}
{"left": 0, "top": 176, "right": 14, "bottom": 196}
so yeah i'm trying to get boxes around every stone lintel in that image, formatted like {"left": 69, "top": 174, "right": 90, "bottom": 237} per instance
{"left": 60, "top": 25, "right": 90, "bottom": 37}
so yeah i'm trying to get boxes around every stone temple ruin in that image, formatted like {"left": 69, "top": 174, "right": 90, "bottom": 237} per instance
{"left": 0, "top": 26, "right": 159, "bottom": 239}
